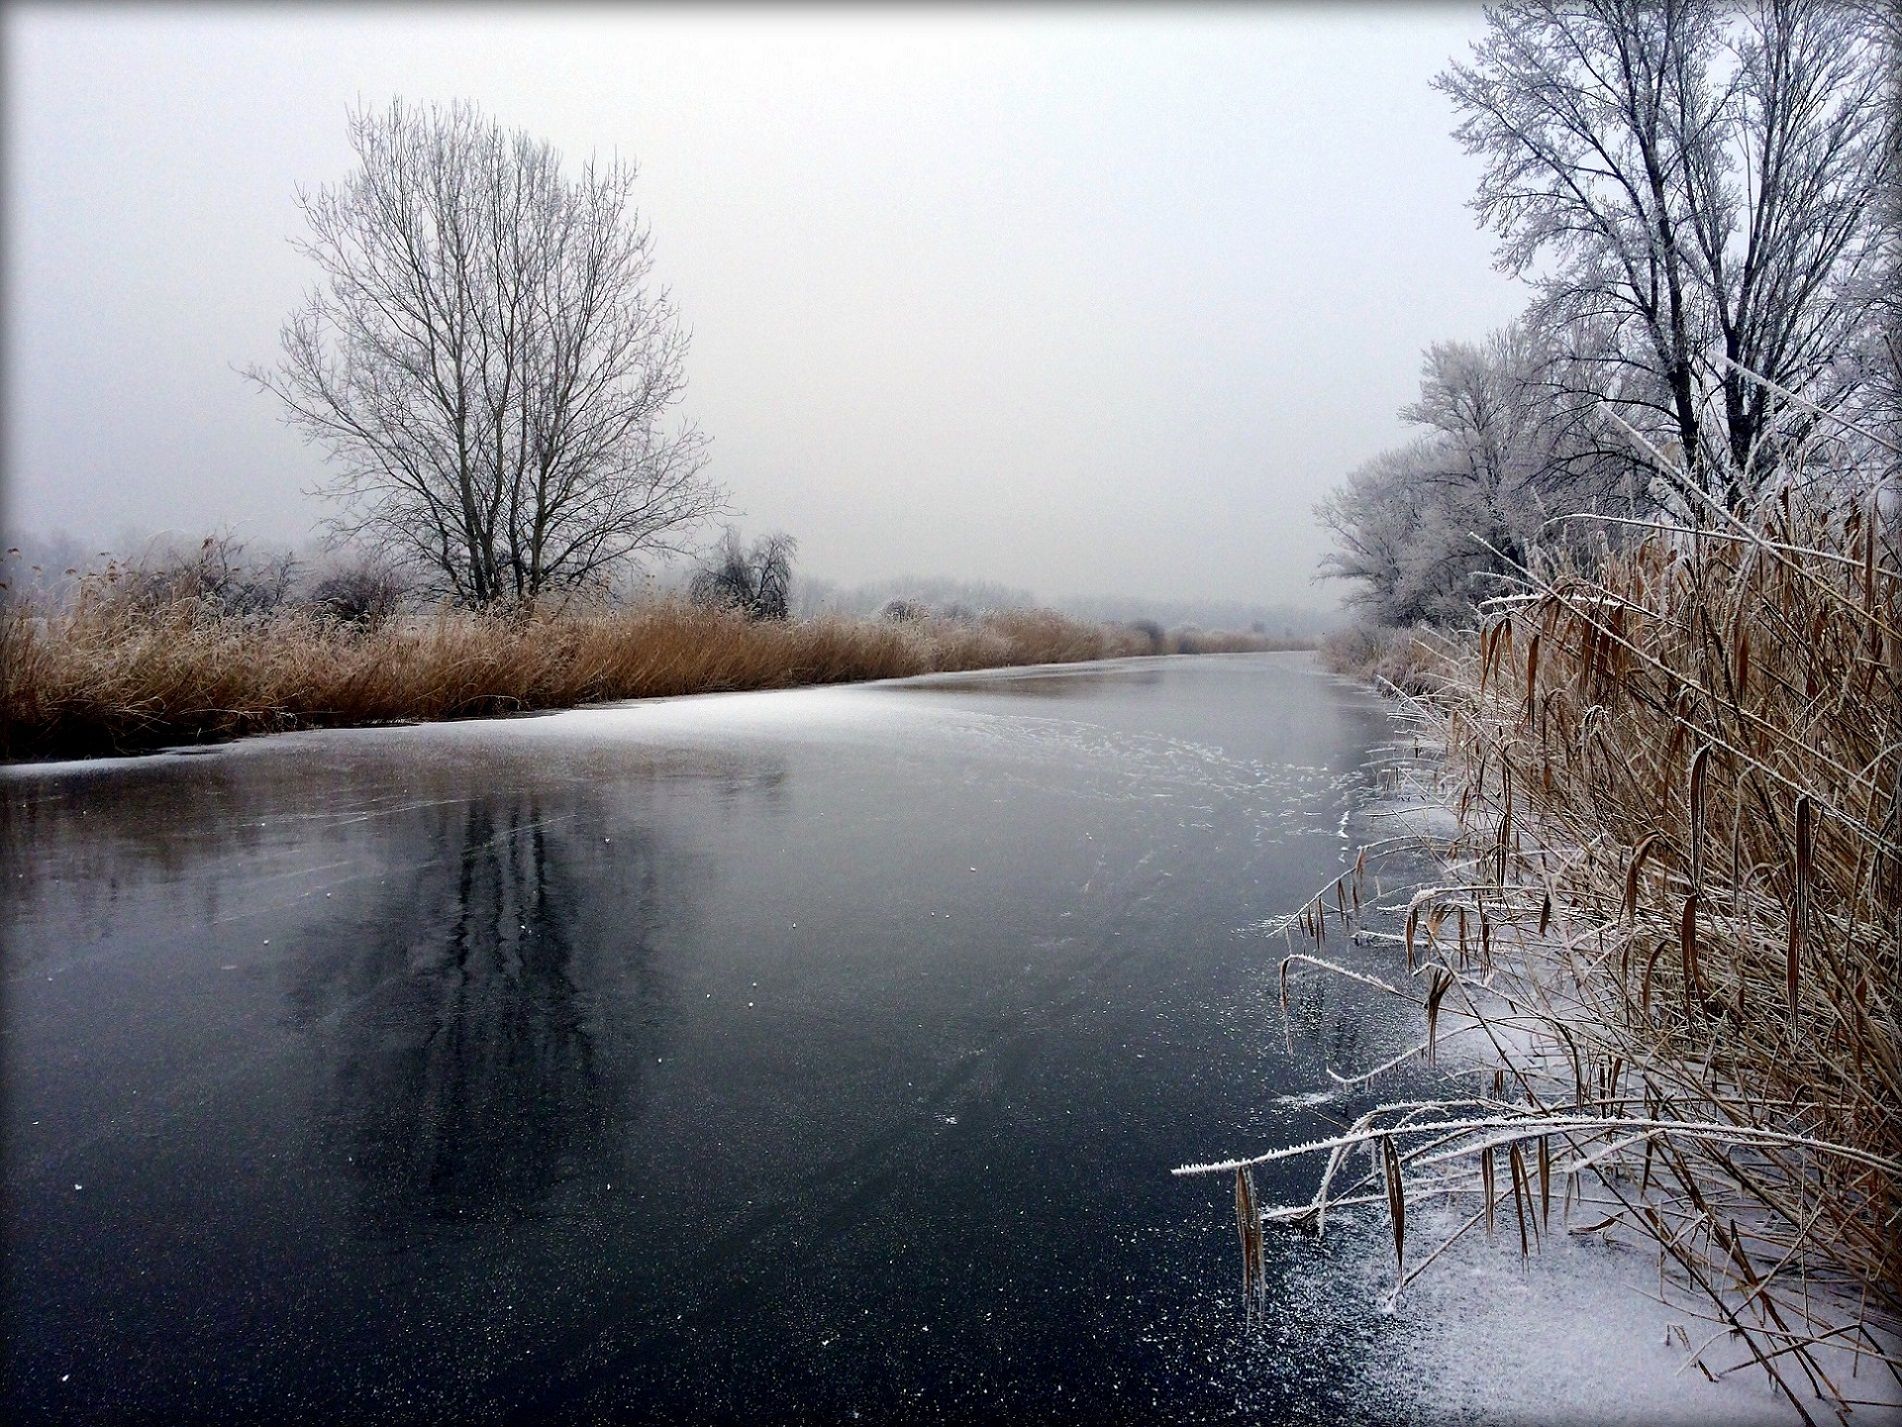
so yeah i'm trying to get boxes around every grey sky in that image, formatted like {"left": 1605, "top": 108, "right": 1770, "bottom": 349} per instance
{"left": 3, "top": 3, "right": 1528, "bottom": 607}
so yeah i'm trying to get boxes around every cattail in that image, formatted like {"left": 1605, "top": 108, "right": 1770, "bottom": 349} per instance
{"left": 1624, "top": 831, "right": 1665, "bottom": 922}
{"left": 1424, "top": 965, "right": 1453, "bottom": 1066}
{"left": 1537, "top": 1135, "right": 1552, "bottom": 1231}
{"left": 1508, "top": 1141, "right": 1534, "bottom": 1259}
{"left": 1680, "top": 892, "right": 1700, "bottom": 998}
{"left": 1481, "top": 1144, "right": 1496, "bottom": 1239}
{"left": 1863, "top": 497, "right": 1877, "bottom": 608}
{"left": 1234, "top": 1167, "right": 1263, "bottom": 1304}
{"left": 1688, "top": 744, "right": 1710, "bottom": 895}
{"left": 1380, "top": 1136, "right": 1406, "bottom": 1273}
{"left": 1788, "top": 795, "right": 1811, "bottom": 1016}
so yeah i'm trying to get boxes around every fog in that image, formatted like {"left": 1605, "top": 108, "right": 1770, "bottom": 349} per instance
{"left": 2, "top": 3, "right": 1528, "bottom": 609}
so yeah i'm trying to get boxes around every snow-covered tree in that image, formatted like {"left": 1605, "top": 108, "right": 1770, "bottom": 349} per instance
{"left": 250, "top": 100, "right": 722, "bottom": 604}
{"left": 1440, "top": 0, "right": 1890, "bottom": 506}
{"left": 1319, "top": 325, "right": 1642, "bottom": 625}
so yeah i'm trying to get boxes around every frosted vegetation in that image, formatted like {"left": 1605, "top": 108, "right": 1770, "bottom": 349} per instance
{"left": 1318, "top": 0, "right": 1893, "bottom": 638}
{"left": 1259, "top": 2, "right": 1899, "bottom": 1418}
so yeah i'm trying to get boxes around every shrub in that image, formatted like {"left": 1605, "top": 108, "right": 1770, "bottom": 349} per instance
{"left": 305, "top": 557, "right": 410, "bottom": 629}
{"left": 1317, "top": 621, "right": 1447, "bottom": 694}
{"left": 107, "top": 532, "right": 298, "bottom": 619}
{"left": 1126, "top": 618, "right": 1166, "bottom": 654}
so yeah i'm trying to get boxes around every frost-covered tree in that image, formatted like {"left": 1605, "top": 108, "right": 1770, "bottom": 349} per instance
{"left": 1857, "top": 0, "right": 1902, "bottom": 457}
{"left": 1440, "top": 0, "right": 1890, "bottom": 506}
{"left": 1318, "top": 325, "right": 1642, "bottom": 625}
{"left": 249, "top": 99, "right": 722, "bottom": 604}
{"left": 687, "top": 529, "right": 797, "bottom": 621}
{"left": 1316, "top": 442, "right": 1447, "bottom": 626}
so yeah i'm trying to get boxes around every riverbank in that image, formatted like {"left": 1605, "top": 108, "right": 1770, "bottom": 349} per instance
{"left": 1234, "top": 484, "right": 1901, "bottom": 1417}
{"left": 0, "top": 594, "right": 1299, "bottom": 762}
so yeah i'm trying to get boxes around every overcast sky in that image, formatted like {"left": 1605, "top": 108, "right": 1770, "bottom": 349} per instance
{"left": 3, "top": 3, "right": 1528, "bottom": 608}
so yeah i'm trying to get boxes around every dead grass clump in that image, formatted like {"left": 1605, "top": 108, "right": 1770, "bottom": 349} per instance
{"left": 1184, "top": 475, "right": 1901, "bottom": 1418}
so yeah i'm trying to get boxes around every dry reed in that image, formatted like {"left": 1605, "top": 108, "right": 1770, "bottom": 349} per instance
{"left": 1182, "top": 463, "right": 1901, "bottom": 1419}
{"left": 0, "top": 585, "right": 1296, "bottom": 762}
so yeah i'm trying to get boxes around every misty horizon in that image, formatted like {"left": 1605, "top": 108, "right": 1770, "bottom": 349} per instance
{"left": 2, "top": 3, "right": 1524, "bottom": 613}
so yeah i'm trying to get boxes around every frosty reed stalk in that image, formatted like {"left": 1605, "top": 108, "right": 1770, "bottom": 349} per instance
{"left": 1183, "top": 481, "right": 1901, "bottom": 1422}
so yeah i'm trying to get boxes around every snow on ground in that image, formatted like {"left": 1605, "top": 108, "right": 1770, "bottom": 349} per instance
{"left": 1373, "top": 1213, "right": 1827, "bottom": 1425}
{"left": 1251, "top": 1028, "right": 1898, "bottom": 1425}
{"left": 1287, "top": 758, "right": 1902, "bottom": 1425}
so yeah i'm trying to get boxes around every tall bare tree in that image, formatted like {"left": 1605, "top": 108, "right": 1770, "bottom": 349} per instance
{"left": 249, "top": 99, "right": 722, "bottom": 604}
{"left": 1439, "top": 0, "right": 1890, "bottom": 508}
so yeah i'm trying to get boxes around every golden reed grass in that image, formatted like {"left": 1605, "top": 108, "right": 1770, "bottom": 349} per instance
{"left": 1182, "top": 481, "right": 1900, "bottom": 1420}
{"left": 0, "top": 587, "right": 1294, "bottom": 762}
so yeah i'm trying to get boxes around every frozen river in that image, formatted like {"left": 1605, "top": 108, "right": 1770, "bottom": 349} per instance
{"left": 0, "top": 652, "right": 1785, "bottom": 1423}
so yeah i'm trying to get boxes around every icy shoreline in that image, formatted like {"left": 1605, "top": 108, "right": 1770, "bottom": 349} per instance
{"left": 1207, "top": 721, "right": 1901, "bottom": 1425}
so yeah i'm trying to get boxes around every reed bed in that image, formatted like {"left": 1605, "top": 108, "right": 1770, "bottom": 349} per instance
{"left": 1317, "top": 620, "right": 1446, "bottom": 695}
{"left": 0, "top": 584, "right": 1292, "bottom": 762}
{"left": 1181, "top": 477, "right": 1901, "bottom": 1420}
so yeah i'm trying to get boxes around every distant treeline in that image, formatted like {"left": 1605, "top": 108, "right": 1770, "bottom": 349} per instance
{"left": 0, "top": 532, "right": 1304, "bottom": 762}
{"left": 4, "top": 528, "right": 1335, "bottom": 644}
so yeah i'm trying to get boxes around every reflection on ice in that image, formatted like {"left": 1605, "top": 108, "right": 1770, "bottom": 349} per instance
{"left": 284, "top": 792, "right": 676, "bottom": 1228}
{"left": 3, "top": 652, "right": 1435, "bottom": 1423}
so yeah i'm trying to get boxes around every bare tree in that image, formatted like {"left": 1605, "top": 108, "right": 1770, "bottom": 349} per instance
{"left": 1439, "top": 0, "right": 1890, "bottom": 507}
{"left": 687, "top": 528, "right": 798, "bottom": 621}
{"left": 249, "top": 99, "right": 723, "bottom": 604}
